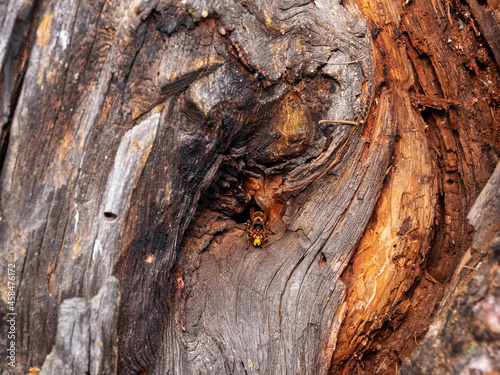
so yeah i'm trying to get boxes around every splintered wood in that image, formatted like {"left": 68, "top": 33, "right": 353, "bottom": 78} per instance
{"left": 0, "top": 0, "right": 498, "bottom": 374}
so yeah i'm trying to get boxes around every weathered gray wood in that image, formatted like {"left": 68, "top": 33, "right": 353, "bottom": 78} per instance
{"left": 114, "top": 2, "right": 376, "bottom": 373}
{"left": 103, "top": 113, "right": 160, "bottom": 220}
{"left": 161, "top": 128, "right": 393, "bottom": 374}
{"left": 0, "top": 0, "right": 37, "bottom": 172}
{"left": 40, "top": 276, "right": 120, "bottom": 375}
{"left": 40, "top": 299, "right": 90, "bottom": 375}
{"left": 0, "top": 0, "right": 498, "bottom": 374}
{"left": 0, "top": 0, "right": 375, "bottom": 373}
{"left": 468, "top": 161, "right": 500, "bottom": 247}
{"left": 89, "top": 276, "right": 121, "bottom": 375}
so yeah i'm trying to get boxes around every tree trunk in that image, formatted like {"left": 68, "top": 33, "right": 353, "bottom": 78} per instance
{"left": 0, "top": 0, "right": 498, "bottom": 374}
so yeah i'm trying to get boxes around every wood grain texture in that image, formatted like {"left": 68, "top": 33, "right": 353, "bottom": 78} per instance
{"left": 401, "top": 161, "right": 500, "bottom": 374}
{"left": 330, "top": 0, "right": 500, "bottom": 372}
{"left": 115, "top": 1, "right": 377, "bottom": 373}
{"left": 40, "top": 276, "right": 120, "bottom": 375}
{"left": 0, "top": 0, "right": 375, "bottom": 373}
{"left": 0, "top": 0, "right": 498, "bottom": 373}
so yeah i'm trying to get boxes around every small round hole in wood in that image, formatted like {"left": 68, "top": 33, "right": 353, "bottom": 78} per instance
{"left": 104, "top": 212, "right": 118, "bottom": 220}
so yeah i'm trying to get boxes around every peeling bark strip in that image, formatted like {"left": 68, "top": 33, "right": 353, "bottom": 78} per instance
{"left": 0, "top": 0, "right": 498, "bottom": 374}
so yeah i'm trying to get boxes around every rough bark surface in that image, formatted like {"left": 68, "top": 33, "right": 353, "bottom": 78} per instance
{"left": 330, "top": 0, "right": 500, "bottom": 372}
{"left": 400, "top": 161, "right": 500, "bottom": 375}
{"left": 0, "top": 0, "right": 498, "bottom": 374}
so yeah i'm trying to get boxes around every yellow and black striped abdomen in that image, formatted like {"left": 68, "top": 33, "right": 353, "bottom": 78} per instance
{"left": 252, "top": 210, "right": 265, "bottom": 224}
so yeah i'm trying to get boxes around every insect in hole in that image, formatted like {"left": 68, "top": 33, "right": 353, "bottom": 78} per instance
{"left": 246, "top": 207, "right": 268, "bottom": 247}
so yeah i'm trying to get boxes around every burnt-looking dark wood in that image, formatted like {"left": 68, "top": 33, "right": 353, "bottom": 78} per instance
{"left": 0, "top": 0, "right": 498, "bottom": 374}
{"left": 114, "top": 1, "right": 378, "bottom": 373}
{"left": 1, "top": 0, "right": 375, "bottom": 373}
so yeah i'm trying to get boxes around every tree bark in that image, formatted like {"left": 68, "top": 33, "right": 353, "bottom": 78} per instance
{"left": 0, "top": 0, "right": 498, "bottom": 374}
{"left": 401, "top": 158, "right": 500, "bottom": 374}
